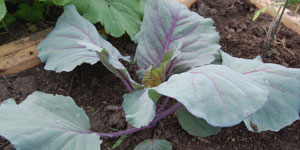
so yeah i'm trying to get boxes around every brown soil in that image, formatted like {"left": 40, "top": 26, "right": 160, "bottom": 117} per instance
{"left": 1, "top": 0, "right": 300, "bottom": 150}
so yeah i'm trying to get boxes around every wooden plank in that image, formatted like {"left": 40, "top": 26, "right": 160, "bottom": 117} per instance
{"left": 0, "top": 28, "right": 52, "bottom": 75}
{"left": 173, "top": 0, "right": 196, "bottom": 8}
{"left": 0, "top": 0, "right": 196, "bottom": 75}
{"left": 250, "top": 0, "right": 300, "bottom": 35}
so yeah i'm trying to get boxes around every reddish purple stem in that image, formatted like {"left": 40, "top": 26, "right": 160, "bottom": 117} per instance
{"left": 157, "top": 97, "right": 170, "bottom": 114}
{"left": 120, "top": 78, "right": 133, "bottom": 92}
{"left": 98, "top": 103, "right": 183, "bottom": 138}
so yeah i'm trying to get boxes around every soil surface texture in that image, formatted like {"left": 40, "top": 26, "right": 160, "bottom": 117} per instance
{"left": 1, "top": 0, "right": 300, "bottom": 150}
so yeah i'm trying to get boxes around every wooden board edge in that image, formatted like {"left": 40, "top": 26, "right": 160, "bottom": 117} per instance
{"left": 250, "top": 0, "right": 300, "bottom": 35}
{"left": 0, "top": 29, "right": 52, "bottom": 75}
{"left": 173, "top": 0, "right": 196, "bottom": 8}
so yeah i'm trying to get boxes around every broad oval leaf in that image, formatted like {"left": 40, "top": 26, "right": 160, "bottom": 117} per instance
{"left": 135, "top": 0, "right": 220, "bottom": 73}
{"left": 176, "top": 108, "right": 221, "bottom": 137}
{"left": 0, "top": 0, "right": 7, "bottom": 21}
{"left": 134, "top": 139, "right": 172, "bottom": 150}
{"left": 0, "top": 92, "right": 102, "bottom": 150}
{"left": 154, "top": 65, "right": 269, "bottom": 127}
{"left": 38, "top": 5, "right": 128, "bottom": 72}
{"left": 123, "top": 88, "right": 156, "bottom": 128}
{"left": 221, "top": 52, "right": 300, "bottom": 132}
{"left": 53, "top": 0, "right": 72, "bottom": 5}
{"left": 72, "top": 0, "right": 144, "bottom": 40}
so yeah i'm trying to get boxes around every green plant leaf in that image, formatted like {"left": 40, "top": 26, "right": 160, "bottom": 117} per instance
{"left": 154, "top": 65, "right": 269, "bottom": 127}
{"left": 221, "top": 51, "right": 300, "bottom": 132}
{"left": 134, "top": 139, "right": 172, "bottom": 150}
{"left": 53, "top": 0, "right": 72, "bottom": 5}
{"left": 252, "top": 7, "right": 267, "bottom": 22}
{"left": 14, "top": 2, "right": 45, "bottom": 21}
{"left": 38, "top": 5, "right": 129, "bottom": 72}
{"left": 0, "top": 92, "right": 102, "bottom": 150}
{"left": 135, "top": 0, "right": 220, "bottom": 74}
{"left": 0, "top": 13, "right": 16, "bottom": 30}
{"left": 0, "top": 0, "right": 6, "bottom": 21}
{"left": 176, "top": 108, "right": 221, "bottom": 137}
{"left": 123, "top": 88, "right": 156, "bottom": 128}
{"left": 289, "top": 0, "right": 300, "bottom": 4}
{"left": 71, "top": 0, "right": 144, "bottom": 40}
{"left": 112, "top": 135, "right": 128, "bottom": 149}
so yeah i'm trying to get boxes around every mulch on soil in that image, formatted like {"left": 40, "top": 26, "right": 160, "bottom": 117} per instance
{"left": 1, "top": 0, "right": 300, "bottom": 150}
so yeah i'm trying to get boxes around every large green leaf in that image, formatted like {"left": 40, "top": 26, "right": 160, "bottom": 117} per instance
{"left": 0, "top": 0, "right": 7, "bottom": 21}
{"left": 289, "top": 0, "right": 300, "bottom": 4}
{"left": 38, "top": 5, "right": 129, "bottom": 72}
{"left": 123, "top": 88, "right": 156, "bottom": 128}
{"left": 53, "top": 0, "right": 72, "bottom": 5}
{"left": 0, "top": 13, "right": 16, "bottom": 29}
{"left": 71, "top": 0, "right": 144, "bottom": 40}
{"left": 154, "top": 65, "right": 269, "bottom": 127}
{"left": 15, "top": 2, "right": 45, "bottom": 21}
{"left": 134, "top": 139, "right": 172, "bottom": 150}
{"left": 135, "top": 0, "right": 220, "bottom": 73}
{"left": 221, "top": 51, "right": 300, "bottom": 132}
{"left": 0, "top": 92, "right": 102, "bottom": 150}
{"left": 176, "top": 108, "right": 221, "bottom": 137}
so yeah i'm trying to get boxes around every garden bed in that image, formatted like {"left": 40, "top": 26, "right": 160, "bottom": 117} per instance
{"left": 1, "top": 0, "right": 300, "bottom": 149}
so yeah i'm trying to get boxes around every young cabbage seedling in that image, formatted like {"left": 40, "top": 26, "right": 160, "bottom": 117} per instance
{"left": 0, "top": 0, "right": 300, "bottom": 149}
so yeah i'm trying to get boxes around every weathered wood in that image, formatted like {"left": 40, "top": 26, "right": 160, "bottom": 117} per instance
{"left": 173, "top": 0, "right": 196, "bottom": 8}
{"left": 0, "top": 0, "right": 196, "bottom": 75}
{"left": 0, "top": 28, "right": 52, "bottom": 75}
{"left": 250, "top": 0, "right": 300, "bottom": 35}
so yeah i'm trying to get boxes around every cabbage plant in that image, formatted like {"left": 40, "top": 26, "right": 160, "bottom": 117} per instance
{"left": 0, "top": 0, "right": 300, "bottom": 149}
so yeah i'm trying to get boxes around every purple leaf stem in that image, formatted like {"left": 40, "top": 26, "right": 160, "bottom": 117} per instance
{"left": 120, "top": 78, "right": 133, "bottom": 92}
{"left": 98, "top": 103, "right": 183, "bottom": 138}
{"left": 157, "top": 97, "right": 170, "bottom": 114}
{"left": 154, "top": 103, "right": 183, "bottom": 122}
{"left": 98, "top": 125, "right": 152, "bottom": 138}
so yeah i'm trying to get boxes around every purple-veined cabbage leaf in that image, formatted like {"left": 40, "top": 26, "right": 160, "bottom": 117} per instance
{"left": 135, "top": 0, "right": 220, "bottom": 75}
{"left": 154, "top": 65, "right": 270, "bottom": 127}
{"left": 38, "top": 5, "right": 140, "bottom": 89}
{"left": 176, "top": 108, "right": 221, "bottom": 137}
{"left": 38, "top": 5, "right": 129, "bottom": 72}
{"left": 221, "top": 51, "right": 300, "bottom": 132}
{"left": 121, "top": 43, "right": 182, "bottom": 128}
{"left": 134, "top": 139, "right": 172, "bottom": 150}
{"left": 0, "top": 92, "right": 102, "bottom": 150}
{"left": 122, "top": 88, "right": 157, "bottom": 128}
{"left": 142, "top": 43, "right": 182, "bottom": 87}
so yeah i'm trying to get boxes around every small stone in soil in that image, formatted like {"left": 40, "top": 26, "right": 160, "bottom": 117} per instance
{"left": 209, "top": 8, "right": 218, "bottom": 15}
{"left": 104, "top": 105, "right": 122, "bottom": 111}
